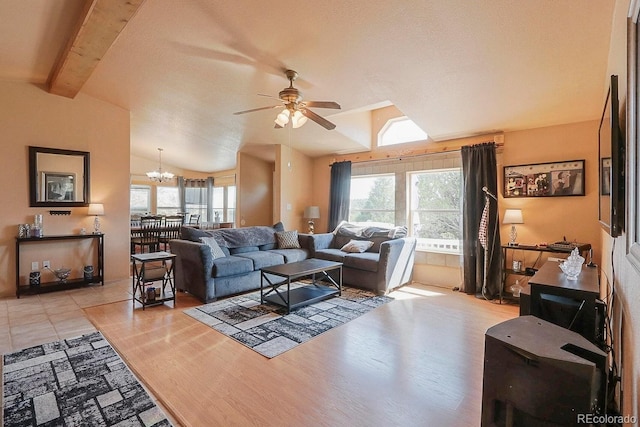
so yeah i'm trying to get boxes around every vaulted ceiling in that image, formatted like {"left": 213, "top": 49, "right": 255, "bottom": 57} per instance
{"left": 0, "top": 0, "right": 615, "bottom": 172}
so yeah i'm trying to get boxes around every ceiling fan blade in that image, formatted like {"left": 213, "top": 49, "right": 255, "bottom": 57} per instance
{"left": 301, "top": 108, "right": 336, "bottom": 130}
{"left": 233, "top": 105, "right": 282, "bottom": 115}
{"left": 257, "top": 93, "right": 284, "bottom": 101}
{"left": 302, "top": 101, "right": 341, "bottom": 109}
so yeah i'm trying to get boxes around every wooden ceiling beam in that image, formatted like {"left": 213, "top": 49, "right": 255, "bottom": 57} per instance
{"left": 48, "top": 0, "right": 146, "bottom": 98}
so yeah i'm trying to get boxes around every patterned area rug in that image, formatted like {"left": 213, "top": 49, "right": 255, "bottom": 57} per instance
{"left": 3, "top": 331, "right": 171, "bottom": 427}
{"left": 184, "top": 285, "right": 393, "bottom": 358}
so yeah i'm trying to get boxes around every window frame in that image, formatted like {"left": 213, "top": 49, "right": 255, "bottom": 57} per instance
{"left": 348, "top": 173, "right": 396, "bottom": 227}
{"left": 377, "top": 116, "right": 429, "bottom": 147}
{"left": 130, "top": 184, "right": 151, "bottom": 215}
{"left": 155, "top": 185, "right": 180, "bottom": 215}
{"left": 407, "top": 168, "right": 463, "bottom": 254}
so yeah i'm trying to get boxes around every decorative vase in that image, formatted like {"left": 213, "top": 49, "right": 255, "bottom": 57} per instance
{"left": 83, "top": 265, "right": 94, "bottom": 281}
{"left": 559, "top": 248, "right": 584, "bottom": 280}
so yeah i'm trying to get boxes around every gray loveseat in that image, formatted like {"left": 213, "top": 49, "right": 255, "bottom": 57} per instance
{"left": 308, "top": 222, "right": 416, "bottom": 295}
{"left": 170, "top": 224, "right": 310, "bottom": 303}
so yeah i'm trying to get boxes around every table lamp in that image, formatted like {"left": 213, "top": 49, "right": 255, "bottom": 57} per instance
{"left": 88, "top": 203, "right": 104, "bottom": 234}
{"left": 503, "top": 209, "right": 523, "bottom": 246}
{"left": 304, "top": 206, "right": 320, "bottom": 234}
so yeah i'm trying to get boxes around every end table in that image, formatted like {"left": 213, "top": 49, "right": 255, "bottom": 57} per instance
{"left": 131, "top": 251, "right": 176, "bottom": 310}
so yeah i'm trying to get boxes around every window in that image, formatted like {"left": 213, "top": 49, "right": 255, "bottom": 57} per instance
{"left": 212, "top": 187, "right": 224, "bottom": 221}
{"left": 210, "top": 185, "right": 236, "bottom": 223}
{"left": 184, "top": 186, "right": 208, "bottom": 219}
{"left": 156, "top": 186, "right": 180, "bottom": 215}
{"left": 378, "top": 117, "right": 428, "bottom": 147}
{"left": 130, "top": 185, "right": 151, "bottom": 215}
{"left": 409, "top": 169, "right": 462, "bottom": 254}
{"left": 227, "top": 185, "right": 236, "bottom": 223}
{"left": 349, "top": 174, "right": 395, "bottom": 227}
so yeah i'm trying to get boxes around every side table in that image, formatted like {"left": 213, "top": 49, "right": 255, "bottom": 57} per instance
{"left": 131, "top": 251, "right": 176, "bottom": 310}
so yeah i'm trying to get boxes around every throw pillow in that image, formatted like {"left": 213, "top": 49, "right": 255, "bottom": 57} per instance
{"left": 276, "top": 230, "right": 301, "bottom": 249}
{"left": 341, "top": 239, "right": 374, "bottom": 253}
{"left": 200, "top": 236, "right": 226, "bottom": 259}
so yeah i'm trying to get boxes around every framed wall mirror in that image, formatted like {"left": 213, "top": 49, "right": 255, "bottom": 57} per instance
{"left": 29, "top": 146, "right": 90, "bottom": 207}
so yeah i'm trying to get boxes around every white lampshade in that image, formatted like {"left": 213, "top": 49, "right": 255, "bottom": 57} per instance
{"left": 275, "top": 109, "right": 290, "bottom": 127}
{"left": 88, "top": 203, "right": 104, "bottom": 216}
{"left": 304, "top": 206, "right": 320, "bottom": 219}
{"left": 292, "top": 110, "right": 308, "bottom": 128}
{"left": 502, "top": 209, "right": 523, "bottom": 224}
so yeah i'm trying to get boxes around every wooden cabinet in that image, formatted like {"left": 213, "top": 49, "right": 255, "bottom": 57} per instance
{"left": 15, "top": 234, "right": 104, "bottom": 298}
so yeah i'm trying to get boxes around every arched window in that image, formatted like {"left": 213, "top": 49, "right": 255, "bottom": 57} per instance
{"left": 378, "top": 117, "right": 428, "bottom": 147}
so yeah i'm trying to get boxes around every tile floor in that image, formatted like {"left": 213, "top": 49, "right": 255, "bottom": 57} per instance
{"left": 0, "top": 279, "right": 133, "bottom": 354}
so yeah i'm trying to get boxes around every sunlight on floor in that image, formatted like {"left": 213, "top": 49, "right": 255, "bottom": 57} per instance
{"left": 391, "top": 283, "right": 447, "bottom": 300}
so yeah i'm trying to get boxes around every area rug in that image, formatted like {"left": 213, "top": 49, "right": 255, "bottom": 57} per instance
{"left": 184, "top": 285, "right": 393, "bottom": 358}
{"left": 3, "top": 331, "right": 171, "bottom": 427}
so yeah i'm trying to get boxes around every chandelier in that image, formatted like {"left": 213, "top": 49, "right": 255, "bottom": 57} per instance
{"left": 146, "top": 148, "right": 174, "bottom": 182}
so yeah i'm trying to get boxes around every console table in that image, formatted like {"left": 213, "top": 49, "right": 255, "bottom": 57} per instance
{"left": 15, "top": 233, "right": 104, "bottom": 298}
{"left": 501, "top": 243, "right": 591, "bottom": 302}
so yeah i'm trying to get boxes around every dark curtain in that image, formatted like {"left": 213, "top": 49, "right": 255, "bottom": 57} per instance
{"left": 328, "top": 161, "right": 352, "bottom": 232}
{"left": 461, "top": 143, "right": 501, "bottom": 298}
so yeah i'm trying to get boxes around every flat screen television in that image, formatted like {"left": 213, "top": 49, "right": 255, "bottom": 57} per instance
{"left": 598, "top": 74, "right": 625, "bottom": 237}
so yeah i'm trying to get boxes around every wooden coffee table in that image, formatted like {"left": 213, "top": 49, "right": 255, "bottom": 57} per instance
{"left": 260, "top": 259, "right": 342, "bottom": 313}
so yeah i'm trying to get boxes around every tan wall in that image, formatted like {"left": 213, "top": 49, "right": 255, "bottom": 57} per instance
{"left": 237, "top": 152, "right": 273, "bottom": 227}
{"left": 499, "top": 121, "right": 601, "bottom": 266}
{"left": 275, "top": 144, "right": 314, "bottom": 231}
{"left": 0, "top": 81, "right": 130, "bottom": 297}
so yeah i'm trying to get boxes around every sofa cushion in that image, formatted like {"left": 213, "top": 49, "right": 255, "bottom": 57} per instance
{"left": 258, "top": 242, "right": 277, "bottom": 251}
{"left": 276, "top": 230, "right": 301, "bottom": 249}
{"left": 268, "top": 248, "right": 309, "bottom": 263}
{"left": 200, "top": 236, "right": 226, "bottom": 259}
{"left": 341, "top": 239, "right": 374, "bottom": 253}
{"left": 214, "top": 226, "right": 278, "bottom": 249}
{"left": 211, "top": 256, "right": 254, "bottom": 278}
{"left": 235, "top": 251, "right": 285, "bottom": 270}
{"left": 230, "top": 246, "right": 260, "bottom": 254}
{"left": 343, "top": 252, "right": 380, "bottom": 273}
{"left": 314, "top": 248, "right": 347, "bottom": 263}
{"left": 331, "top": 222, "right": 408, "bottom": 252}
{"left": 181, "top": 226, "right": 212, "bottom": 242}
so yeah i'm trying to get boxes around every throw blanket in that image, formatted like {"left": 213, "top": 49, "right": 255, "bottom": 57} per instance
{"left": 334, "top": 221, "right": 407, "bottom": 239}
{"left": 213, "top": 226, "right": 277, "bottom": 248}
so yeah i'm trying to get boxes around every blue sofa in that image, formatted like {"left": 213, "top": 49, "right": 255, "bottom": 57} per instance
{"left": 169, "top": 224, "right": 310, "bottom": 303}
{"left": 308, "top": 223, "right": 417, "bottom": 295}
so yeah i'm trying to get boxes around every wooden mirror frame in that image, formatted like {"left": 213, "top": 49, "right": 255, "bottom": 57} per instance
{"left": 28, "top": 146, "right": 90, "bottom": 207}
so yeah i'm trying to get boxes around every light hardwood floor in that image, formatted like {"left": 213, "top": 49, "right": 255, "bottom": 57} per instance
{"left": 76, "top": 282, "right": 518, "bottom": 427}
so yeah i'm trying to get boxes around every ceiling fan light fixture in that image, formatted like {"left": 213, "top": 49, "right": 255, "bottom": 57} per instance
{"left": 292, "top": 110, "right": 308, "bottom": 128}
{"left": 275, "top": 109, "right": 290, "bottom": 127}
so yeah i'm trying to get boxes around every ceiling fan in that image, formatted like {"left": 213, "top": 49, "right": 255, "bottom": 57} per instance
{"left": 233, "top": 69, "right": 341, "bottom": 130}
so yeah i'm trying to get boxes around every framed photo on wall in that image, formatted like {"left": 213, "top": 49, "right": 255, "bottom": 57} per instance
{"left": 42, "top": 172, "right": 76, "bottom": 202}
{"left": 503, "top": 160, "right": 585, "bottom": 198}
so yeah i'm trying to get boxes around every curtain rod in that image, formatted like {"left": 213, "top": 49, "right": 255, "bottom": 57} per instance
{"left": 331, "top": 142, "right": 503, "bottom": 166}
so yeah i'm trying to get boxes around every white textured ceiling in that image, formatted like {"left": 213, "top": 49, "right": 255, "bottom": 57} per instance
{"left": 0, "top": 0, "right": 615, "bottom": 172}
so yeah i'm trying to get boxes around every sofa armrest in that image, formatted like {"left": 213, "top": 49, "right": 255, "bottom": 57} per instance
{"left": 169, "top": 239, "right": 216, "bottom": 302}
{"left": 307, "top": 233, "right": 335, "bottom": 256}
{"left": 377, "top": 237, "right": 417, "bottom": 294}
